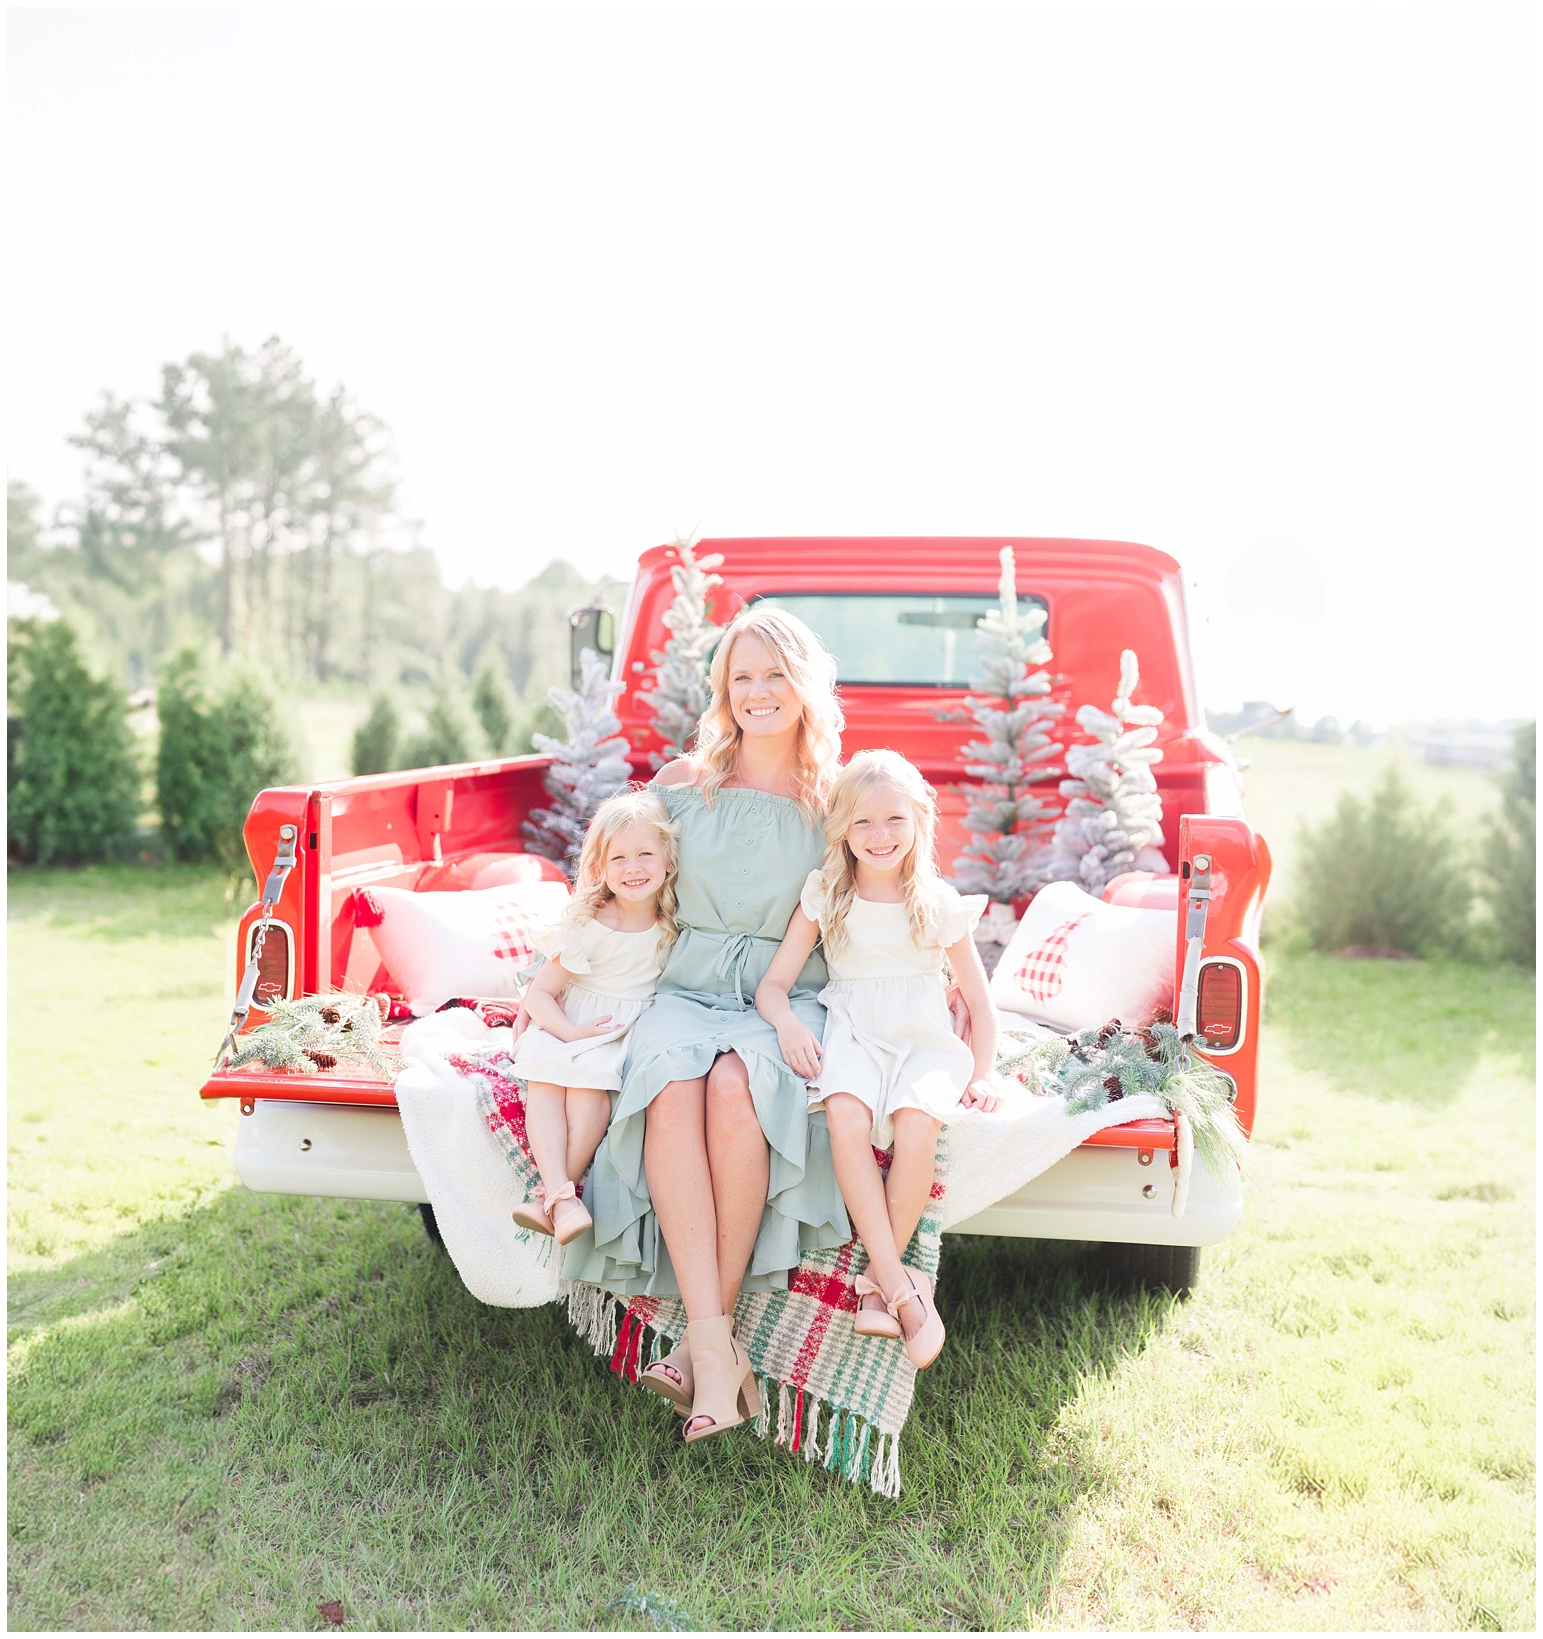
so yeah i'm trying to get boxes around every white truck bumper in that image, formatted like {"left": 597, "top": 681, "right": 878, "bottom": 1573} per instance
{"left": 234, "top": 1100, "right": 428, "bottom": 1203}
{"left": 946, "top": 1142, "right": 1242, "bottom": 1247}
{"left": 234, "top": 1102, "right": 1241, "bottom": 1248}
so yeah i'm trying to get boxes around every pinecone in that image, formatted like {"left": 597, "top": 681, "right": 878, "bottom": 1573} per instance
{"left": 1103, "top": 1074, "right": 1124, "bottom": 1099}
{"left": 304, "top": 1050, "right": 338, "bottom": 1071}
{"left": 319, "top": 1006, "right": 341, "bottom": 1026}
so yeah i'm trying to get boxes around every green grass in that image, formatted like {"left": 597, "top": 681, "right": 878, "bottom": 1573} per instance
{"left": 8, "top": 866, "right": 1535, "bottom": 1630}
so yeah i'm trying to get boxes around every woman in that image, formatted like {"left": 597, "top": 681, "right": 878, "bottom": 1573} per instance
{"left": 562, "top": 604, "right": 850, "bottom": 1442}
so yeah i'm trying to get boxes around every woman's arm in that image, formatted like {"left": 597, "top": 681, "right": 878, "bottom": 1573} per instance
{"left": 944, "top": 933, "right": 1001, "bottom": 1111}
{"left": 753, "top": 910, "right": 824, "bottom": 1079}
{"left": 651, "top": 757, "right": 697, "bottom": 787}
{"left": 522, "top": 958, "right": 614, "bottom": 1043}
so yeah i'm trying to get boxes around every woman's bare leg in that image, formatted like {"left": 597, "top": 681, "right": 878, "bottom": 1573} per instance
{"left": 824, "top": 1092, "right": 907, "bottom": 1298}
{"left": 564, "top": 1088, "right": 612, "bottom": 1185}
{"left": 884, "top": 1108, "right": 943, "bottom": 1264}
{"left": 644, "top": 1077, "right": 722, "bottom": 1320}
{"left": 522, "top": 1081, "right": 570, "bottom": 1192}
{"left": 704, "top": 1052, "right": 769, "bottom": 1315}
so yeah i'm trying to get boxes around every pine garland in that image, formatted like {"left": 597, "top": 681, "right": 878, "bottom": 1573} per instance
{"left": 522, "top": 648, "right": 632, "bottom": 875}
{"left": 637, "top": 534, "right": 724, "bottom": 770}
{"left": 996, "top": 1014, "right": 1248, "bottom": 1182}
{"left": 950, "top": 545, "right": 1066, "bottom": 902}
{"left": 1044, "top": 648, "right": 1167, "bottom": 892}
{"left": 226, "top": 993, "right": 391, "bottom": 1077}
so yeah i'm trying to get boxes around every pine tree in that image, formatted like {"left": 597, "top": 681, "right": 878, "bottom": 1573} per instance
{"left": 950, "top": 546, "right": 1065, "bottom": 903}
{"left": 7, "top": 617, "right": 140, "bottom": 865}
{"left": 350, "top": 692, "right": 401, "bottom": 776}
{"left": 1479, "top": 721, "right": 1535, "bottom": 969}
{"left": 637, "top": 535, "right": 723, "bottom": 769}
{"left": 522, "top": 648, "right": 632, "bottom": 873}
{"left": 156, "top": 648, "right": 297, "bottom": 875}
{"left": 1044, "top": 649, "right": 1168, "bottom": 893}
{"left": 398, "top": 674, "right": 488, "bottom": 770}
{"left": 471, "top": 655, "right": 518, "bottom": 755}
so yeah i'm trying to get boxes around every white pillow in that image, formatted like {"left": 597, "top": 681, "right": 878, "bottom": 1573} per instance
{"left": 989, "top": 880, "right": 1174, "bottom": 1032}
{"left": 366, "top": 881, "right": 571, "bottom": 1015}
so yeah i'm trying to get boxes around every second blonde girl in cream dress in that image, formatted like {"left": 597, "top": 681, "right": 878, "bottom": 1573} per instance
{"left": 800, "top": 871, "right": 988, "bottom": 1149}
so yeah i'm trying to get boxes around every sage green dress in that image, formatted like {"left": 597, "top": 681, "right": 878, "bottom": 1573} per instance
{"left": 563, "top": 783, "right": 851, "bottom": 1295}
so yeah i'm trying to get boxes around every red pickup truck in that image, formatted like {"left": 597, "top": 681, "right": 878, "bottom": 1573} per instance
{"left": 201, "top": 537, "right": 1271, "bottom": 1292}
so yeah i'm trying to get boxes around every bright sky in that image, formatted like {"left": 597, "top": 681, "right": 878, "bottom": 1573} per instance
{"left": 8, "top": 5, "right": 1536, "bottom": 727}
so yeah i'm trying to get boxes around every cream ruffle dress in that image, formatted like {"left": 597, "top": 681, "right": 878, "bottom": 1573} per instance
{"left": 803, "top": 871, "right": 988, "bottom": 1148}
{"left": 510, "top": 917, "right": 666, "bottom": 1092}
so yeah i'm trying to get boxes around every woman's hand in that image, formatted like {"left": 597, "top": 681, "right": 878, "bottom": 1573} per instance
{"left": 775, "top": 1018, "right": 824, "bottom": 1081}
{"left": 511, "top": 995, "right": 532, "bottom": 1041}
{"left": 570, "top": 1014, "right": 615, "bottom": 1039}
{"left": 960, "top": 1077, "right": 1001, "bottom": 1113}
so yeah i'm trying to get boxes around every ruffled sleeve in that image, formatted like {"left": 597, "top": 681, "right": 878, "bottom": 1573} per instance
{"left": 535, "top": 915, "right": 602, "bottom": 973}
{"left": 799, "top": 868, "right": 828, "bottom": 928}
{"left": 932, "top": 883, "right": 988, "bottom": 948}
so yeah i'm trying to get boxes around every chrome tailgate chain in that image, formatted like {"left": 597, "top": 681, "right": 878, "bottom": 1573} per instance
{"left": 212, "top": 823, "right": 299, "bottom": 1070}
{"left": 1173, "top": 851, "right": 1213, "bottom": 1066}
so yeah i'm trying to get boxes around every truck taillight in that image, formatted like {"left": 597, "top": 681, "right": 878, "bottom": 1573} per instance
{"left": 1196, "top": 959, "right": 1244, "bottom": 1052}
{"left": 243, "top": 919, "right": 295, "bottom": 1011}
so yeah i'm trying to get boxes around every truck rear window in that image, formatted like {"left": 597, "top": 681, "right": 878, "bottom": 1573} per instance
{"left": 752, "top": 593, "right": 1048, "bottom": 687}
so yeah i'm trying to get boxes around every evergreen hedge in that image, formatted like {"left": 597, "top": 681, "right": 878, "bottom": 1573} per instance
{"left": 156, "top": 649, "right": 297, "bottom": 875}
{"left": 1294, "top": 767, "right": 1471, "bottom": 957}
{"left": 1480, "top": 723, "right": 1535, "bottom": 969}
{"left": 7, "top": 618, "right": 141, "bottom": 865}
{"left": 350, "top": 692, "right": 401, "bottom": 776}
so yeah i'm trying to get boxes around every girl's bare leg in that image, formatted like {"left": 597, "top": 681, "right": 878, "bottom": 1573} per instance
{"left": 523, "top": 1081, "right": 571, "bottom": 1191}
{"left": 823, "top": 1092, "right": 908, "bottom": 1298}
{"left": 704, "top": 1051, "right": 770, "bottom": 1316}
{"left": 644, "top": 1077, "right": 723, "bottom": 1320}
{"left": 564, "top": 1088, "right": 612, "bottom": 1185}
{"left": 884, "top": 1107, "right": 943, "bottom": 1264}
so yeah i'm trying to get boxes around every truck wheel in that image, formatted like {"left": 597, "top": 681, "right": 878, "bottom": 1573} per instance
{"left": 1103, "top": 1242, "right": 1201, "bottom": 1295}
{"left": 418, "top": 1203, "right": 446, "bottom": 1250}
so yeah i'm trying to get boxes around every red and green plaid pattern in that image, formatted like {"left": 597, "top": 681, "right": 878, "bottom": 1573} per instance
{"left": 464, "top": 1046, "right": 942, "bottom": 1496}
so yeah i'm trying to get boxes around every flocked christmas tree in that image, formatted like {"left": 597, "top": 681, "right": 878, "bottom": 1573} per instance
{"left": 637, "top": 534, "right": 724, "bottom": 769}
{"left": 522, "top": 648, "right": 632, "bottom": 875}
{"left": 1043, "top": 648, "right": 1167, "bottom": 893}
{"left": 950, "top": 545, "right": 1065, "bottom": 908}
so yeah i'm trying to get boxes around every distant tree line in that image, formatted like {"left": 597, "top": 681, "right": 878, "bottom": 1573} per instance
{"left": 7, "top": 335, "right": 621, "bottom": 701}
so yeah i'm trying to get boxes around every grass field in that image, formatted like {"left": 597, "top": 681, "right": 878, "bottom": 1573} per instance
{"left": 7, "top": 862, "right": 1534, "bottom": 1630}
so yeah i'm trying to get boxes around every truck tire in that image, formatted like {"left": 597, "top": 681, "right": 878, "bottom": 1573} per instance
{"left": 1103, "top": 1242, "right": 1201, "bottom": 1295}
{"left": 418, "top": 1203, "right": 446, "bottom": 1250}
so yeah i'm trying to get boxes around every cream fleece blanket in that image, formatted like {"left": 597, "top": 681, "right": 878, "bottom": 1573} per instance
{"left": 393, "top": 1010, "right": 1180, "bottom": 1309}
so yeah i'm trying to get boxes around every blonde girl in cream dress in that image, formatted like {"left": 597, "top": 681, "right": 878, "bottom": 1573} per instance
{"left": 755, "top": 750, "right": 1000, "bottom": 1368}
{"left": 511, "top": 790, "right": 679, "bottom": 1245}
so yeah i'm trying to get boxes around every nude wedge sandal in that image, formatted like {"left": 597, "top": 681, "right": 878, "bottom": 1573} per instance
{"left": 682, "top": 1315, "right": 761, "bottom": 1444}
{"left": 640, "top": 1339, "right": 694, "bottom": 1415}
{"left": 890, "top": 1268, "right": 945, "bottom": 1370}
{"left": 853, "top": 1273, "right": 903, "bottom": 1339}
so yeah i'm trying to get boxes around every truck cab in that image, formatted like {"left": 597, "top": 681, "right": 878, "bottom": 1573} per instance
{"left": 202, "top": 537, "right": 1271, "bottom": 1292}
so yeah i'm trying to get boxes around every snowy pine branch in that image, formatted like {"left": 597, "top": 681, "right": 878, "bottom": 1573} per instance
{"left": 949, "top": 545, "right": 1065, "bottom": 904}
{"left": 637, "top": 534, "right": 723, "bottom": 770}
{"left": 522, "top": 648, "right": 632, "bottom": 875}
{"left": 1043, "top": 648, "right": 1167, "bottom": 893}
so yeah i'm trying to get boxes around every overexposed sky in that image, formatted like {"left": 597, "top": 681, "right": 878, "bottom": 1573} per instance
{"left": 8, "top": 5, "right": 1536, "bottom": 726}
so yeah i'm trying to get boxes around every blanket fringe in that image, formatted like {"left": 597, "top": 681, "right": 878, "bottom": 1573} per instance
{"left": 558, "top": 1286, "right": 905, "bottom": 1497}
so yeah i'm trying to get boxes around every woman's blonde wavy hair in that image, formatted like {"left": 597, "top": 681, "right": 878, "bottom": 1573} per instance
{"left": 554, "top": 788, "right": 681, "bottom": 949}
{"left": 693, "top": 604, "right": 844, "bottom": 822}
{"left": 818, "top": 750, "right": 943, "bottom": 959}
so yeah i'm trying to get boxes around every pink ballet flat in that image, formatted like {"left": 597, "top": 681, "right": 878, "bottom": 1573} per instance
{"left": 853, "top": 1272, "right": 903, "bottom": 1339}
{"left": 888, "top": 1268, "right": 946, "bottom": 1369}
{"left": 512, "top": 1187, "right": 554, "bottom": 1236}
{"left": 545, "top": 1180, "right": 593, "bottom": 1246}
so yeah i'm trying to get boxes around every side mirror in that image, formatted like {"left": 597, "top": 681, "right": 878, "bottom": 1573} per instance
{"left": 568, "top": 604, "right": 615, "bottom": 689}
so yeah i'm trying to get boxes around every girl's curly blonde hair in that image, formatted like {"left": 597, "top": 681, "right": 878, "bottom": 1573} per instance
{"left": 817, "top": 750, "right": 943, "bottom": 960}
{"left": 693, "top": 604, "right": 844, "bottom": 822}
{"left": 553, "top": 788, "right": 681, "bottom": 948}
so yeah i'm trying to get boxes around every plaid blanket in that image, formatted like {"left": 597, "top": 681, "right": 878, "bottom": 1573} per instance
{"left": 461, "top": 1047, "right": 940, "bottom": 1497}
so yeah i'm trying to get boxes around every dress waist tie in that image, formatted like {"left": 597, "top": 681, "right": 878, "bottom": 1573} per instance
{"left": 711, "top": 929, "right": 782, "bottom": 1008}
